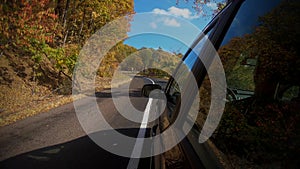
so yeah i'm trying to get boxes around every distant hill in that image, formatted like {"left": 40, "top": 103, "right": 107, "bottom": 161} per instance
{"left": 119, "top": 47, "right": 183, "bottom": 78}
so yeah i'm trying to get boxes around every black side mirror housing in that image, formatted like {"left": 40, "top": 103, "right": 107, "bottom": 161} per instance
{"left": 142, "top": 84, "right": 162, "bottom": 97}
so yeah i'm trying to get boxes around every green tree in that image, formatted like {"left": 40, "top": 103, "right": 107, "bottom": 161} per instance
{"left": 140, "top": 48, "right": 153, "bottom": 69}
{"left": 0, "top": 0, "right": 135, "bottom": 91}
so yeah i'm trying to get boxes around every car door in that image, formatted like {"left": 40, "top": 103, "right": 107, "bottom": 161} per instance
{"left": 174, "top": 0, "right": 299, "bottom": 168}
{"left": 153, "top": 0, "right": 245, "bottom": 168}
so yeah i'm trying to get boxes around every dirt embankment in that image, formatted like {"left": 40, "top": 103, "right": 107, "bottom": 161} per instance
{"left": 0, "top": 51, "right": 114, "bottom": 127}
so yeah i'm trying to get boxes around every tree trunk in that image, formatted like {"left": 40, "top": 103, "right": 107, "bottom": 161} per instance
{"left": 55, "top": 0, "right": 64, "bottom": 21}
{"left": 79, "top": 8, "right": 86, "bottom": 35}
{"left": 62, "top": 0, "right": 70, "bottom": 28}
{"left": 63, "top": 29, "right": 69, "bottom": 47}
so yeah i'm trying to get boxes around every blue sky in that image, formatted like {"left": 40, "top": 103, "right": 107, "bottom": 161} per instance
{"left": 124, "top": 0, "right": 222, "bottom": 54}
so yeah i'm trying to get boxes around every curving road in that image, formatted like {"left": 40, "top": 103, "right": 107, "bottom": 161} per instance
{"left": 0, "top": 76, "right": 167, "bottom": 169}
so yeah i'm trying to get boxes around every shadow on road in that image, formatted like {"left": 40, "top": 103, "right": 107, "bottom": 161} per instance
{"left": 0, "top": 128, "right": 151, "bottom": 169}
{"left": 94, "top": 90, "right": 143, "bottom": 98}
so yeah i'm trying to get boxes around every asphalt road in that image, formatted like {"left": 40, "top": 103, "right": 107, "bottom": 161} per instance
{"left": 0, "top": 76, "right": 167, "bottom": 169}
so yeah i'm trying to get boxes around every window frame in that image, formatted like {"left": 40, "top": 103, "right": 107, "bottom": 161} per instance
{"left": 168, "top": 0, "right": 246, "bottom": 168}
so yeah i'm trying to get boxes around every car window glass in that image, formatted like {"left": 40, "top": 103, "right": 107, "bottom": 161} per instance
{"left": 166, "top": 29, "right": 215, "bottom": 110}
{"left": 191, "top": 0, "right": 300, "bottom": 166}
{"left": 183, "top": 38, "right": 207, "bottom": 71}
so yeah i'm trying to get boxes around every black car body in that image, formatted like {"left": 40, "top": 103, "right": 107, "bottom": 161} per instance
{"left": 146, "top": 0, "right": 300, "bottom": 168}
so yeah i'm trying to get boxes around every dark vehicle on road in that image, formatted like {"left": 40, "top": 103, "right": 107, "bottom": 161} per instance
{"left": 144, "top": 0, "right": 300, "bottom": 168}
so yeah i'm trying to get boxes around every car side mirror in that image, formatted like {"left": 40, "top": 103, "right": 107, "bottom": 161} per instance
{"left": 142, "top": 84, "right": 162, "bottom": 97}
{"left": 241, "top": 58, "right": 257, "bottom": 66}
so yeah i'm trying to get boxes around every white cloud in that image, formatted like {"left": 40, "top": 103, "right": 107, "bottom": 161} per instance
{"left": 150, "top": 6, "right": 199, "bottom": 28}
{"left": 206, "top": 2, "right": 218, "bottom": 10}
{"left": 152, "top": 6, "right": 199, "bottom": 19}
{"left": 168, "top": 6, "right": 193, "bottom": 19}
{"left": 150, "top": 22, "right": 157, "bottom": 29}
{"left": 163, "top": 18, "right": 181, "bottom": 27}
{"left": 153, "top": 8, "right": 168, "bottom": 15}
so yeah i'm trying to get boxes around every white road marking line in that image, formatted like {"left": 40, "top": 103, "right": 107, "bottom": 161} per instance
{"left": 140, "top": 98, "right": 153, "bottom": 129}
{"left": 127, "top": 77, "right": 155, "bottom": 169}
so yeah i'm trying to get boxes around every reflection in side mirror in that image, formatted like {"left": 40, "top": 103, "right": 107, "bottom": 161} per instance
{"left": 142, "top": 84, "right": 162, "bottom": 97}
{"left": 244, "top": 58, "right": 257, "bottom": 66}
